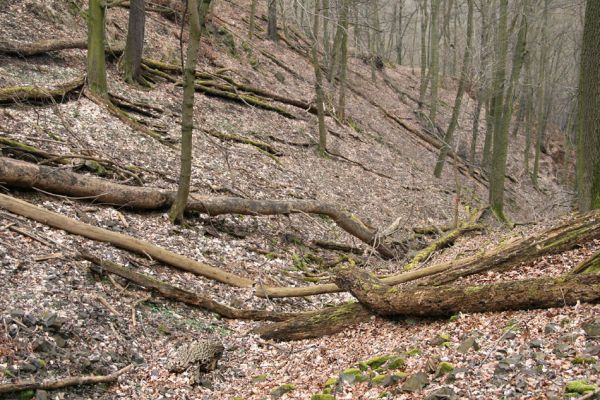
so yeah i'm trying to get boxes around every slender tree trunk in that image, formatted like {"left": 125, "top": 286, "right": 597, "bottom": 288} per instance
{"left": 433, "top": 0, "right": 473, "bottom": 178}
{"left": 488, "top": 0, "right": 509, "bottom": 220}
{"left": 169, "top": 0, "right": 212, "bottom": 223}
{"left": 577, "top": 0, "right": 600, "bottom": 210}
{"left": 428, "top": 0, "right": 441, "bottom": 124}
{"left": 87, "top": 0, "right": 108, "bottom": 97}
{"left": 248, "top": 0, "right": 257, "bottom": 39}
{"left": 337, "top": 0, "right": 349, "bottom": 121}
{"left": 396, "top": 0, "right": 404, "bottom": 65}
{"left": 321, "top": 0, "right": 330, "bottom": 64}
{"left": 532, "top": 0, "right": 549, "bottom": 187}
{"left": 267, "top": 0, "right": 278, "bottom": 42}
{"left": 418, "top": 0, "right": 429, "bottom": 106}
{"left": 311, "top": 0, "right": 327, "bottom": 157}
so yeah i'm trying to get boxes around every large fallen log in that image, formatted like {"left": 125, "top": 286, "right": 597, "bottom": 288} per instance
{"left": 0, "top": 157, "right": 395, "bottom": 258}
{"left": 0, "top": 38, "right": 87, "bottom": 56}
{"left": 334, "top": 265, "right": 600, "bottom": 317}
{"left": 256, "top": 209, "right": 600, "bottom": 297}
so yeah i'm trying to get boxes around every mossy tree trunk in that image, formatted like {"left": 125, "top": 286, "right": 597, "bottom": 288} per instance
{"left": 121, "top": 0, "right": 146, "bottom": 84}
{"left": 169, "top": 0, "right": 211, "bottom": 223}
{"left": 576, "top": 0, "right": 600, "bottom": 211}
{"left": 433, "top": 0, "right": 473, "bottom": 178}
{"left": 87, "top": 0, "right": 108, "bottom": 97}
{"left": 248, "top": 0, "right": 257, "bottom": 39}
{"left": 334, "top": 266, "right": 600, "bottom": 318}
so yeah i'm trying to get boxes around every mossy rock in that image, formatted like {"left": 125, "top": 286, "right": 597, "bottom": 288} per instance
{"left": 271, "top": 383, "right": 295, "bottom": 398}
{"left": 340, "top": 368, "right": 366, "bottom": 384}
{"left": 572, "top": 355, "right": 596, "bottom": 365}
{"left": 405, "top": 348, "right": 421, "bottom": 357}
{"left": 323, "top": 377, "right": 338, "bottom": 387}
{"left": 565, "top": 380, "right": 598, "bottom": 394}
{"left": 311, "top": 394, "right": 335, "bottom": 400}
{"left": 385, "top": 356, "right": 406, "bottom": 370}
{"left": 18, "top": 390, "right": 35, "bottom": 400}
{"left": 435, "top": 362, "right": 455, "bottom": 377}
{"left": 364, "top": 355, "right": 393, "bottom": 369}
{"left": 253, "top": 373, "right": 268, "bottom": 382}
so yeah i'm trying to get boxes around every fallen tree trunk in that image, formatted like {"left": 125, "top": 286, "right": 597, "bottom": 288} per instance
{"left": 82, "top": 253, "right": 297, "bottom": 321}
{"left": 252, "top": 302, "right": 372, "bottom": 341}
{"left": 0, "top": 364, "right": 132, "bottom": 395}
{"left": 0, "top": 76, "right": 85, "bottom": 104}
{"left": 0, "top": 38, "right": 87, "bottom": 56}
{"left": 334, "top": 265, "right": 600, "bottom": 317}
{"left": 571, "top": 249, "right": 600, "bottom": 274}
{"left": 0, "top": 157, "right": 395, "bottom": 258}
{"left": 0, "top": 193, "right": 254, "bottom": 287}
{"left": 257, "top": 209, "right": 600, "bottom": 297}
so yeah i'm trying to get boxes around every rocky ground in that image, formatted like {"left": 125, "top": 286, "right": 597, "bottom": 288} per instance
{"left": 0, "top": 0, "right": 598, "bottom": 399}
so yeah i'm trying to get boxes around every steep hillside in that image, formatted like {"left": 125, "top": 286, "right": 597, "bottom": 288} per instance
{"left": 0, "top": 1, "right": 597, "bottom": 399}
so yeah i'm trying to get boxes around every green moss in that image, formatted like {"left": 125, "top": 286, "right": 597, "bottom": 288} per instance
{"left": 323, "top": 377, "right": 338, "bottom": 387}
{"left": 365, "top": 355, "right": 392, "bottom": 369}
{"left": 387, "top": 287, "right": 399, "bottom": 294}
{"left": 371, "top": 374, "right": 387, "bottom": 384}
{"left": 437, "top": 362, "right": 455, "bottom": 375}
{"left": 385, "top": 356, "right": 406, "bottom": 370}
{"left": 449, "top": 314, "right": 459, "bottom": 322}
{"left": 271, "top": 383, "right": 295, "bottom": 398}
{"left": 405, "top": 348, "right": 421, "bottom": 357}
{"left": 311, "top": 394, "right": 335, "bottom": 400}
{"left": 342, "top": 367, "right": 362, "bottom": 375}
{"left": 18, "top": 390, "right": 35, "bottom": 400}
{"left": 572, "top": 355, "right": 596, "bottom": 365}
{"left": 565, "top": 380, "right": 598, "bottom": 394}
{"left": 463, "top": 286, "right": 483, "bottom": 295}
{"left": 252, "top": 373, "right": 268, "bottom": 382}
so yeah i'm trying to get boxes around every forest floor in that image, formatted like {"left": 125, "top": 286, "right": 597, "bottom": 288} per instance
{"left": 0, "top": 0, "right": 598, "bottom": 399}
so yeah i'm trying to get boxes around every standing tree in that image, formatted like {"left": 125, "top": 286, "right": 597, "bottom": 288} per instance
{"left": 337, "top": 0, "right": 350, "bottom": 121}
{"left": 433, "top": 0, "right": 473, "bottom": 178}
{"left": 428, "top": 0, "right": 441, "bottom": 125}
{"left": 87, "top": 0, "right": 108, "bottom": 97}
{"left": 248, "top": 0, "right": 257, "bottom": 39}
{"left": 121, "top": 0, "right": 146, "bottom": 85}
{"left": 169, "top": 0, "right": 213, "bottom": 223}
{"left": 310, "top": 0, "right": 327, "bottom": 157}
{"left": 576, "top": 0, "right": 600, "bottom": 211}
{"left": 267, "top": 0, "right": 278, "bottom": 42}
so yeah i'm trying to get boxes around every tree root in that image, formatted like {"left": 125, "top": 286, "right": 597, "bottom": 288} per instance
{"left": 0, "top": 364, "right": 133, "bottom": 395}
{"left": 0, "top": 76, "right": 85, "bottom": 104}
{"left": 82, "top": 252, "right": 298, "bottom": 321}
{"left": 334, "top": 264, "right": 600, "bottom": 317}
{"left": 0, "top": 157, "right": 396, "bottom": 258}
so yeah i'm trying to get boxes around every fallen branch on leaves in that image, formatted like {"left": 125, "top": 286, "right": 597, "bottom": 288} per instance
{"left": 0, "top": 76, "right": 85, "bottom": 104}
{"left": 0, "top": 364, "right": 133, "bottom": 395}
{"left": 82, "top": 253, "right": 297, "bottom": 321}
{"left": 334, "top": 264, "right": 600, "bottom": 317}
{"left": 0, "top": 157, "right": 395, "bottom": 258}
{"left": 0, "top": 38, "right": 87, "bottom": 56}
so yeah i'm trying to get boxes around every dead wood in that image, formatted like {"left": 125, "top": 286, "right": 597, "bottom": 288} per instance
{"left": 256, "top": 209, "right": 600, "bottom": 298}
{"left": 0, "top": 364, "right": 133, "bottom": 395}
{"left": 0, "top": 192, "right": 254, "bottom": 287}
{"left": 334, "top": 265, "right": 600, "bottom": 317}
{"left": 204, "top": 129, "right": 283, "bottom": 156}
{"left": 0, "top": 157, "right": 395, "bottom": 258}
{"left": 0, "top": 76, "right": 85, "bottom": 104}
{"left": 0, "top": 38, "right": 87, "bottom": 56}
{"left": 252, "top": 302, "right": 372, "bottom": 341}
{"left": 82, "top": 253, "right": 298, "bottom": 321}
{"left": 312, "top": 240, "right": 364, "bottom": 255}
{"left": 571, "top": 249, "right": 600, "bottom": 274}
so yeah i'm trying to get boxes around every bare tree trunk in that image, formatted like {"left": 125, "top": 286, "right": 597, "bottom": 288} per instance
{"left": 310, "top": 0, "right": 327, "bottom": 157}
{"left": 267, "top": 0, "right": 278, "bottom": 42}
{"left": 87, "top": 0, "right": 108, "bottom": 97}
{"left": 577, "top": 0, "right": 600, "bottom": 210}
{"left": 532, "top": 0, "right": 549, "bottom": 188}
{"left": 248, "top": 0, "right": 257, "bottom": 39}
{"left": 170, "top": 0, "right": 212, "bottom": 222}
{"left": 337, "top": 0, "right": 349, "bottom": 121}
{"left": 433, "top": 0, "right": 473, "bottom": 178}
{"left": 122, "top": 0, "right": 146, "bottom": 85}
{"left": 428, "top": 0, "right": 441, "bottom": 124}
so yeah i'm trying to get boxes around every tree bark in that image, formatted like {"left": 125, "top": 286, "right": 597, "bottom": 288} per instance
{"left": 87, "top": 0, "right": 108, "bottom": 97}
{"left": 310, "top": 0, "right": 327, "bottom": 157}
{"left": 0, "top": 157, "right": 395, "bottom": 258}
{"left": 576, "top": 0, "right": 600, "bottom": 211}
{"left": 122, "top": 0, "right": 146, "bottom": 84}
{"left": 0, "top": 77, "right": 85, "bottom": 104}
{"left": 334, "top": 265, "right": 600, "bottom": 318}
{"left": 0, "top": 38, "right": 87, "bottom": 56}
{"left": 267, "top": 0, "right": 278, "bottom": 42}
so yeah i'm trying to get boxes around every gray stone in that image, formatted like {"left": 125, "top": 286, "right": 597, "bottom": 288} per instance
{"left": 457, "top": 336, "right": 480, "bottom": 354}
{"left": 529, "top": 339, "right": 544, "bottom": 349}
{"left": 402, "top": 372, "right": 429, "bottom": 392}
{"left": 544, "top": 323, "right": 560, "bottom": 334}
{"left": 583, "top": 322, "right": 600, "bottom": 338}
{"left": 425, "top": 386, "right": 457, "bottom": 400}
{"left": 35, "top": 390, "right": 48, "bottom": 400}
